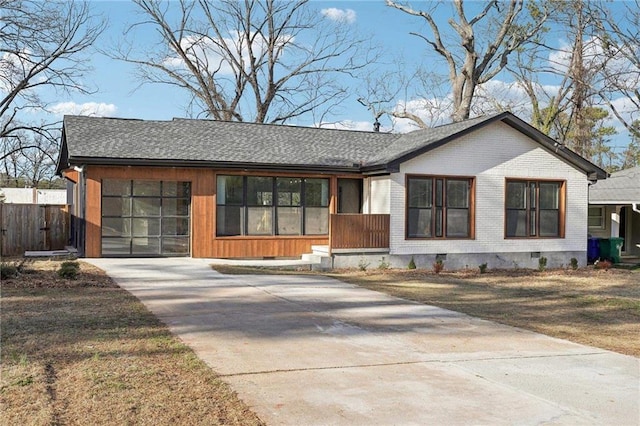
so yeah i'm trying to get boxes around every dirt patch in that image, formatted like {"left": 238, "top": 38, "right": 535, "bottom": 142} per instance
{"left": 212, "top": 264, "right": 640, "bottom": 357}
{"left": 1, "top": 259, "right": 264, "bottom": 426}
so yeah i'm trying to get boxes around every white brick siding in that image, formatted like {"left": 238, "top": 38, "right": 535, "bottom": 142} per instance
{"left": 386, "top": 122, "right": 589, "bottom": 257}
{"left": 369, "top": 176, "right": 390, "bottom": 214}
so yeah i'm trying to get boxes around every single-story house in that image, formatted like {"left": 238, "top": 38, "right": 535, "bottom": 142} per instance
{"left": 588, "top": 166, "right": 640, "bottom": 257}
{"left": 56, "top": 111, "right": 607, "bottom": 269}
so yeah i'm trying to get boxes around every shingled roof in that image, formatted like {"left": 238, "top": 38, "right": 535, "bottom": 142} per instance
{"left": 590, "top": 166, "right": 640, "bottom": 203}
{"left": 57, "top": 111, "right": 607, "bottom": 178}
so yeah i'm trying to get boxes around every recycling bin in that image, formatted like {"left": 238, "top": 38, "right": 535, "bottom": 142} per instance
{"left": 587, "top": 237, "right": 600, "bottom": 262}
{"left": 599, "top": 237, "right": 624, "bottom": 263}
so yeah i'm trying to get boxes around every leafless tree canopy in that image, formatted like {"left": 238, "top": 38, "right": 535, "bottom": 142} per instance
{"left": 114, "top": 0, "right": 375, "bottom": 124}
{"left": 386, "top": 0, "right": 549, "bottom": 122}
{"left": 0, "top": 0, "right": 104, "bottom": 185}
{"left": 594, "top": 0, "right": 640, "bottom": 137}
{"left": 0, "top": 0, "right": 104, "bottom": 139}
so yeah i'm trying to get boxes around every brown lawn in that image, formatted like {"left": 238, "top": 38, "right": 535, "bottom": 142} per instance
{"left": 1, "top": 259, "right": 264, "bottom": 426}
{"left": 213, "top": 264, "right": 640, "bottom": 357}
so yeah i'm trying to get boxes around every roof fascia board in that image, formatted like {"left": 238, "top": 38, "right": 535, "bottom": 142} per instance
{"left": 499, "top": 115, "right": 608, "bottom": 180}
{"left": 67, "top": 157, "right": 363, "bottom": 174}
{"left": 588, "top": 200, "right": 640, "bottom": 205}
{"left": 381, "top": 112, "right": 607, "bottom": 180}
{"left": 380, "top": 112, "right": 511, "bottom": 170}
{"left": 55, "top": 128, "right": 69, "bottom": 176}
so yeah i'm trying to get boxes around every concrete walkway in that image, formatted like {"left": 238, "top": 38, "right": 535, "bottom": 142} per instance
{"left": 86, "top": 258, "right": 640, "bottom": 425}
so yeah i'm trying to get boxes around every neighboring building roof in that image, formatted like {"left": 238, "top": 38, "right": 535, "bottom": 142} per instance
{"left": 57, "top": 111, "right": 607, "bottom": 179}
{"left": 589, "top": 166, "right": 640, "bottom": 204}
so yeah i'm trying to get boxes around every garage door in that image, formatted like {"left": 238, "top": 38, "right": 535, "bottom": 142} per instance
{"left": 101, "top": 180, "right": 190, "bottom": 256}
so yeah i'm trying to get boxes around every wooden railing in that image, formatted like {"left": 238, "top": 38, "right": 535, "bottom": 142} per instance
{"left": 329, "top": 214, "right": 390, "bottom": 251}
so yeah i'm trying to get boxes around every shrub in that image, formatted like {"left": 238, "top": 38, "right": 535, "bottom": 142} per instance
{"left": 433, "top": 259, "right": 444, "bottom": 274}
{"left": 1, "top": 262, "right": 18, "bottom": 279}
{"left": 57, "top": 261, "right": 80, "bottom": 279}
{"left": 478, "top": 263, "right": 488, "bottom": 274}
{"left": 538, "top": 256, "right": 547, "bottom": 272}
{"left": 570, "top": 258, "right": 579, "bottom": 270}
{"left": 378, "top": 257, "right": 390, "bottom": 270}
{"left": 407, "top": 257, "right": 416, "bottom": 270}
{"left": 358, "top": 258, "right": 370, "bottom": 271}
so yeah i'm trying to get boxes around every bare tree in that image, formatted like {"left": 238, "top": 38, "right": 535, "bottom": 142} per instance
{"left": 0, "top": 1, "right": 104, "bottom": 139}
{"left": 508, "top": 42, "right": 574, "bottom": 137}
{"left": 113, "top": 0, "right": 375, "bottom": 124}
{"left": 594, "top": 0, "right": 640, "bottom": 138}
{"left": 386, "top": 0, "right": 550, "bottom": 122}
{"left": 0, "top": 0, "right": 104, "bottom": 185}
{"left": 619, "top": 121, "right": 640, "bottom": 169}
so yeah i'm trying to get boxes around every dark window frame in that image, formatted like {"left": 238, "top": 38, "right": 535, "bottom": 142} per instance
{"left": 216, "top": 175, "right": 329, "bottom": 237}
{"left": 405, "top": 174, "right": 475, "bottom": 240}
{"left": 101, "top": 179, "right": 191, "bottom": 256}
{"left": 504, "top": 178, "right": 565, "bottom": 239}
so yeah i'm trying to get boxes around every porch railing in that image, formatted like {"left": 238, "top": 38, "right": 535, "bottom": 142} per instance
{"left": 329, "top": 214, "right": 390, "bottom": 252}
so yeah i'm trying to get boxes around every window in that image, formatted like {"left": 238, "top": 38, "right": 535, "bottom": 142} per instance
{"left": 247, "top": 176, "right": 273, "bottom": 235}
{"left": 277, "top": 178, "right": 302, "bottom": 235}
{"left": 588, "top": 206, "right": 605, "bottom": 229}
{"left": 406, "top": 175, "right": 473, "bottom": 239}
{"left": 216, "top": 175, "right": 329, "bottom": 236}
{"left": 216, "top": 175, "right": 243, "bottom": 236}
{"left": 505, "top": 179, "right": 564, "bottom": 238}
{"left": 304, "top": 178, "right": 330, "bottom": 235}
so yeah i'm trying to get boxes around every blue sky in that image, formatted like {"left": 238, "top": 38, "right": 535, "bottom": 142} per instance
{"left": 56, "top": 0, "right": 428, "bottom": 129}
{"left": 46, "top": 0, "right": 635, "bottom": 148}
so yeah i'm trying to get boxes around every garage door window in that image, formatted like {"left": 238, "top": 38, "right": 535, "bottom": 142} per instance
{"left": 102, "top": 180, "right": 190, "bottom": 256}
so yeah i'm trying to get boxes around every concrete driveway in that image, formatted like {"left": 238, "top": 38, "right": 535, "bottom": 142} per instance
{"left": 86, "top": 257, "right": 639, "bottom": 425}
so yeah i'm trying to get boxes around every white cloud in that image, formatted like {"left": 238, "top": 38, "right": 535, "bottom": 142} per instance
{"left": 391, "top": 97, "right": 453, "bottom": 133}
{"left": 164, "top": 32, "right": 294, "bottom": 75}
{"left": 321, "top": 8, "right": 356, "bottom": 24}
{"left": 50, "top": 101, "right": 118, "bottom": 117}
{"left": 0, "top": 49, "right": 31, "bottom": 94}
{"left": 388, "top": 79, "right": 534, "bottom": 133}
{"left": 548, "top": 36, "right": 608, "bottom": 75}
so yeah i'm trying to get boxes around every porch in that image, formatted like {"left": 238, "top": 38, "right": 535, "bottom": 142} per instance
{"left": 616, "top": 255, "right": 640, "bottom": 270}
{"left": 302, "top": 213, "right": 390, "bottom": 269}
{"left": 328, "top": 213, "right": 390, "bottom": 253}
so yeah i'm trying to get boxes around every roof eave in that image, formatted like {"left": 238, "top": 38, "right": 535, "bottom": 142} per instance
{"left": 379, "top": 112, "right": 512, "bottom": 167}
{"left": 369, "top": 112, "right": 608, "bottom": 181}
{"left": 499, "top": 114, "right": 609, "bottom": 180}
{"left": 589, "top": 200, "right": 640, "bottom": 205}
{"left": 66, "top": 156, "right": 363, "bottom": 174}
{"left": 55, "top": 126, "right": 69, "bottom": 176}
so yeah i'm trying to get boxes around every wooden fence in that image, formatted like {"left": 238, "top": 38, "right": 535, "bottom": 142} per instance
{"left": 330, "top": 214, "right": 390, "bottom": 251}
{"left": 0, "top": 204, "right": 70, "bottom": 257}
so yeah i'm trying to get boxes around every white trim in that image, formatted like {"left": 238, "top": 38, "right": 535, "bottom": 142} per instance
{"left": 589, "top": 200, "right": 640, "bottom": 205}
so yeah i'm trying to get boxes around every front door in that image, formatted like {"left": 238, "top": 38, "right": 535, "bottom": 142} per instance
{"left": 620, "top": 206, "right": 628, "bottom": 253}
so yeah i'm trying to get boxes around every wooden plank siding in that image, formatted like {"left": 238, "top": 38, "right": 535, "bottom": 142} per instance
{"left": 80, "top": 166, "right": 350, "bottom": 258}
{"left": 330, "top": 214, "right": 390, "bottom": 251}
{"left": 213, "top": 236, "right": 328, "bottom": 258}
